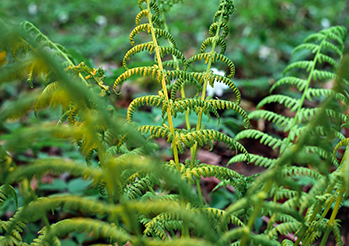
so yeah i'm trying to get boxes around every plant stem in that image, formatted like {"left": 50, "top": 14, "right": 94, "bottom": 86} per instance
{"left": 190, "top": 8, "right": 225, "bottom": 167}
{"left": 240, "top": 180, "right": 273, "bottom": 246}
{"left": 319, "top": 186, "right": 344, "bottom": 246}
{"left": 280, "top": 33, "right": 328, "bottom": 156}
{"left": 147, "top": 1, "right": 180, "bottom": 169}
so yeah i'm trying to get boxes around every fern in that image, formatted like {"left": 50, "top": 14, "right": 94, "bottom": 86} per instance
{"left": 231, "top": 26, "right": 348, "bottom": 246}
{"left": 1, "top": 1, "right": 349, "bottom": 246}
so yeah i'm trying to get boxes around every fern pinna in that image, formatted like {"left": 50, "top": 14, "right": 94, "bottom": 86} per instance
{"left": 228, "top": 26, "right": 349, "bottom": 245}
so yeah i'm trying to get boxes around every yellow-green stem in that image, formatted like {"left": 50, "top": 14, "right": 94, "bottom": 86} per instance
{"left": 190, "top": 9, "right": 225, "bottom": 167}
{"left": 319, "top": 186, "right": 345, "bottom": 246}
{"left": 147, "top": 1, "right": 180, "bottom": 168}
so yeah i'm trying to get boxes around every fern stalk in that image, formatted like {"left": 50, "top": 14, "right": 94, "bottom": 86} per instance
{"left": 280, "top": 32, "right": 332, "bottom": 158}
{"left": 190, "top": 5, "right": 227, "bottom": 167}
{"left": 240, "top": 179, "right": 274, "bottom": 246}
{"left": 147, "top": 0, "right": 180, "bottom": 169}
{"left": 319, "top": 188, "right": 344, "bottom": 246}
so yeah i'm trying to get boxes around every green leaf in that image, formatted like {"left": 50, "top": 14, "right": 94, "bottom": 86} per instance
{"left": 68, "top": 178, "right": 92, "bottom": 194}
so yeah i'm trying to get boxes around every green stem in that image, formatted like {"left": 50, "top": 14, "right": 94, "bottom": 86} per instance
{"left": 280, "top": 33, "right": 328, "bottom": 157}
{"left": 240, "top": 180, "right": 273, "bottom": 246}
{"left": 319, "top": 186, "right": 345, "bottom": 246}
{"left": 190, "top": 8, "right": 225, "bottom": 167}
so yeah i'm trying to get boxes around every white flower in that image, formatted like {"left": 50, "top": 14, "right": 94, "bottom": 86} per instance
{"left": 321, "top": 18, "right": 330, "bottom": 29}
{"left": 206, "top": 68, "right": 229, "bottom": 97}
{"left": 28, "top": 3, "right": 37, "bottom": 15}
{"left": 258, "top": 46, "right": 272, "bottom": 60}
{"left": 96, "top": 15, "right": 108, "bottom": 27}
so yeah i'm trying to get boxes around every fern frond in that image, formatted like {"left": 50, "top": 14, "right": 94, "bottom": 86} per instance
{"left": 124, "top": 175, "right": 154, "bottom": 200}
{"left": 249, "top": 110, "right": 292, "bottom": 130}
{"left": 129, "top": 24, "right": 151, "bottom": 46}
{"left": 40, "top": 218, "right": 131, "bottom": 245}
{"left": 292, "top": 43, "right": 319, "bottom": 54}
{"left": 198, "top": 207, "right": 244, "bottom": 227}
{"left": 171, "top": 98, "right": 220, "bottom": 120}
{"left": 302, "top": 145, "right": 339, "bottom": 167}
{"left": 228, "top": 153, "right": 277, "bottom": 168}
{"left": 283, "top": 60, "right": 314, "bottom": 75}
{"left": 316, "top": 53, "right": 339, "bottom": 67}
{"left": 297, "top": 107, "right": 347, "bottom": 125}
{"left": 267, "top": 222, "right": 301, "bottom": 239}
{"left": 122, "top": 42, "right": 155, "bottom": 69}
{"left": 191, "top": 72, "right": 240, "bottom": 103}
{"left": 127, "top": 95, "right": 165, "bottom": 122}
{"left": 270, "top": 77, "right": 307, "bottom": 93}
{"left": 186, "top": 53, "right": 235, "bottom": 78}
{"left": 170, "top": 77, "right": 201, "bottom": 100}
{"left": 201, "top": 37, "right": 227, "bottom": 54}
{"left": 20, "top": 21, "right": 73, "bottom": 62}
{"left": 5, "top": 158, "right": 102, "bottom": 185}
{"left": 143, "top": 212, "right": 181, "bottom": 239}
{"left": 206, "top": 99, "right": 248, "bottom": 127}
{"left": 209, "top": 22, "right": 229, "bottom": 39}
{"left": 176, "top": 129, "right": 249, "bottom": 161}
{"left": 157, "top": 46, "right": 186, "bottom": 66}
{"left": 113, "top": 66, "right": 161, "bottom": 92}
{"left": 257, "top": 95, "right": 299, "bottom": 111}
{"left": 182, "top": 164, "right": 241, "bottom": 181}
{"left": 0, "top": 185, "right": 18, "bottom": 209}
{"left": 331, "top": 222, "right": 344, "bottom": 246}
{"left": 282, "top": 167, "right": 322, "bottom": 180}
{"left": 305, "top": 88, "right": 349, "bottom": 104}
{"left": 134, "top": 7, "right": 161, "bottom": 26}
{"left": 137, "top": 125, "right": 170, "bottom": 139}
{"left": 34, "top": 81, "right": 69, "bottom": 116}
{"left": 235, "top": 129, "right": 285, "bottom": 150}
{"left": 165, "top": 69, "right": 196, "bottom": 82}
{"left": 312, "top": 70, "right": 336, "bottom": 81}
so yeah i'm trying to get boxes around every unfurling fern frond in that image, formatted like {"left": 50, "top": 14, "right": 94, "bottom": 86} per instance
{"left": 186, "top": 53, "right": 235, "bottom": 79}
{"left": 127, "top": 95, "right": 165, "bottom": 122}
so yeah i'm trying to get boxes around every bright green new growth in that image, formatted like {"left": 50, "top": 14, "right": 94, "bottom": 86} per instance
{"left": 0, "top": 0, "right": 349, "bottom": 245}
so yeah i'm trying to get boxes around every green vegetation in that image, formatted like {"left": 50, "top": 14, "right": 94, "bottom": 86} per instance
{"left": 1, "top": 0, "right": 349, "bottom": 245}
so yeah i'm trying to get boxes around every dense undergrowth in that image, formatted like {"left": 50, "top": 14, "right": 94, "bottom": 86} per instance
{"left": 1, "top": 0, "right": 349, "bottom": 245}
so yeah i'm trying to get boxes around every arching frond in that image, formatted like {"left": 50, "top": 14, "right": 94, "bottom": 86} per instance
{"left": 270, "top": 77, "right": 307, "bottom": 93}
{"left": 171, "top": 98, "right": 220, "bottom": 120}
{"left": 267, "top": 222, "right": 301, "bottom": 239}
{"left": 206, "top": 99, "right": 249, "bottom": 127}
{"left": 191, "top": 72, "right": 240, "bottom": 103}
{"left": 186, "top": 53, "right": 235, "bottom": 78}
{"left": 113, "top": 66, "right": 161, "bottom": 92}
{"left": 235, "top": 129, "right": 285, "bottom": 150}
{"left": 170, "top": 77, "right": 201, "bottom": 100}
{"left": 257, "top": 95, "right": 299, "bottom": 111}
{"left": 181, "top": 164, "right": 241, "bottom": 181}
{"left": 201, "top": 37, "right": 227, "bottom": 54}
{"left": 175, "top": 129, "right": 249, "bottom": 161}
{"left": 127, "top": 95, "right": 165, "bottom": 122}
{"left": 249, "top": 110, "right": 292, "bottom": 130}
{"left": 282, "top": 167, "right": 322, "bottom": 180}
{"left": 137, "top": 125, "right": 170, "bottom": 139}
{"left": 284, "top": 60, "right": 314, "bottom": 75}
{"left": 39, "top": 218, "right": 131, "bottom": 245}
